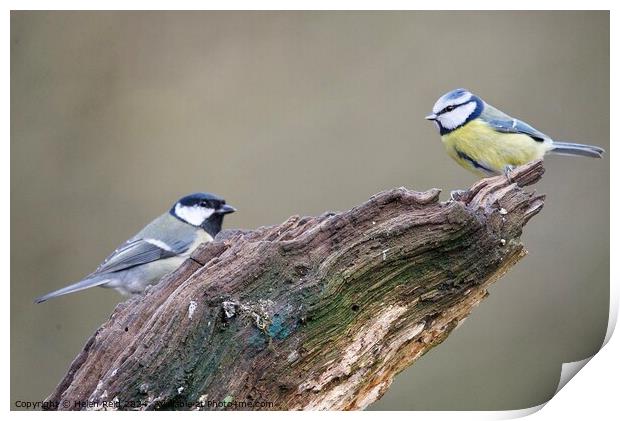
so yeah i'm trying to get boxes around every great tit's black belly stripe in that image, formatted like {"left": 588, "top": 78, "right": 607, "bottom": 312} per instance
{"left": 455, "top": 148, "right": 496, "bottom": 175}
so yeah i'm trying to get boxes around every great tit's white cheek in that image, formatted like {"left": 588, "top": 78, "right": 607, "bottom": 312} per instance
{"left": 174, "top": 204, "right": 215, "bottom": 226}
{"left": 437, "top": 101, "right": 476, "bottom": 130}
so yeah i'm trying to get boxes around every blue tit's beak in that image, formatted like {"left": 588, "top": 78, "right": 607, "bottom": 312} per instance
{"left": 217, "top": 204, "right": 237, "bottom": 215}
{"left": 425, "top": 113, "right": 437, "bottom": 121}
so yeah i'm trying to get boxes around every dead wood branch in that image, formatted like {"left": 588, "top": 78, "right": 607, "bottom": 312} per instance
{"left": 46, "top": 160, "right": 545, "bottom": 411}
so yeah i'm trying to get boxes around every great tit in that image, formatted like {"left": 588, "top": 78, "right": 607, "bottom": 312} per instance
{"left": 34, "top": 192, "right": 236, "bottom": 303}
{"left": 425, "top": 88, "right": 604, "bottom": 177}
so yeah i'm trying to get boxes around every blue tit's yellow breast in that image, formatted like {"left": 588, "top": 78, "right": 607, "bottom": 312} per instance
{"left": 441, "top": 119, "right": 549, "bottom": 176}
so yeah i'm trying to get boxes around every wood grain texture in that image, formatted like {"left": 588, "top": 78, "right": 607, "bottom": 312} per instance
{"left": 46, "top": 160, "right": 546, "bottom": 411}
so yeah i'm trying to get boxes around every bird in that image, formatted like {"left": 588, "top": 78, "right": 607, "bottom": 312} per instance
{"left": 34, "top": 192, "right": 236, "bottom": 303}
{"left": 425, "top": 88, "right": 604, "bottom": 177}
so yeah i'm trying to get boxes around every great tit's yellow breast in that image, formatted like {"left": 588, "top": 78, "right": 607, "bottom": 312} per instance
{"left": 441, "top": 119, "right": 549, "bottom": 176}
{"left": 185, "top": 229, "right": 214, "bottom": 255}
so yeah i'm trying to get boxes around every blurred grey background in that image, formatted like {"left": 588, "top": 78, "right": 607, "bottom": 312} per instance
{"left": 11, "top": 11, "right": 609, "bottom": 410}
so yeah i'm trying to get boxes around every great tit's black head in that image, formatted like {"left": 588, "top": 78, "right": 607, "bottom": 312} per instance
{"left": 171, "top": 192, "right": 236, "bottom": 235}
{"left": 425, "top": 88, "right": 483, "bottom": 135}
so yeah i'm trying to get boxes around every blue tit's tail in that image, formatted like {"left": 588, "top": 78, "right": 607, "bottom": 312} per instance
{"left": 34, "top": 276, "right": 110, "bottom": 303}
{"left": 550, "top": 141, "right": 605, "bottom": 158}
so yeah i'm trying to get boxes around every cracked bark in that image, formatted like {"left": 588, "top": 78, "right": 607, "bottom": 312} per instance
{"left": 46, "top": 160, "right": 546, "bottom": 411}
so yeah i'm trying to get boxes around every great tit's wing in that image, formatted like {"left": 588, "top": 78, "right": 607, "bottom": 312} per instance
{"left": 481, "top": 104, "right": 550, "bottom": 143}
{"left": 93, "top": 237, "right": 192, "bottom": 275}
{"left": 34, "top": 236, "right": 192, "bottom": 303}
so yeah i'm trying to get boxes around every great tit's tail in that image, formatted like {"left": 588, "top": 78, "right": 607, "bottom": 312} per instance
{"left": 34, "top": 276, "right": 109, "bottom": 303}
{"left": 550, "top": 141, "right": 605, "bottom": 158}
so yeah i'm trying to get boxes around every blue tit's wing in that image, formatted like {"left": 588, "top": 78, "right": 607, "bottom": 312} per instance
{"left": 92, "top": 236, "right": 192, "bottom": 275}
{"left": 481, "top": 104, "right": 551, "bottom": 143}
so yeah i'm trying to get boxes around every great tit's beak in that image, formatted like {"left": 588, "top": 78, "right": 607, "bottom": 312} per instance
{"left": 425, "top": 113, "right": 437, "bottom": 121}
{"left": 217, "top": 204, "right": 237, "bottom": 215}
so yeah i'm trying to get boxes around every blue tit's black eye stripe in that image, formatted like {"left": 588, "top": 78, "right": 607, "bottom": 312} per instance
{"left": 436, "top": 96, "right": 484, "bottom": 136}
{"left": 437, "top": 104, "right": 460, "bottom": 115}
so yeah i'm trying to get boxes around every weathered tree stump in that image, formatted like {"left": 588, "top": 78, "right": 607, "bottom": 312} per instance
{"left": 47, "top": 160, "right": 546, "bottom": 411}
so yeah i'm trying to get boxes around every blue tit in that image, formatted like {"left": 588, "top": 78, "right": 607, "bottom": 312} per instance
{"left": 34, "top": 192, "right": 236, "bottom": 303}
{"left": 425, "top": 88, "right": 604, "bottom": 177}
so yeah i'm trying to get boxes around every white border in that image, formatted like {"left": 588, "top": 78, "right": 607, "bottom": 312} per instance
{"left": 0, "top": 1, "right": 615, "bottom": 11}
{"left": 4, "top": 2, "right": 616, "bottom": 419}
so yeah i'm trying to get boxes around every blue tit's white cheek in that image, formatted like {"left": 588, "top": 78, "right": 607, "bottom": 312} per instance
{"left": 174, "top": 204, "right": 215, "bottom": 226}
{"left": 437, "top": 101, "right": 477, "bottom": 130}
{"left": 433, "top": 121, "right": 440, "bottom": 132}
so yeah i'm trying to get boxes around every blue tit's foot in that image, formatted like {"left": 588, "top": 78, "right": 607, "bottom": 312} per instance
{"left": 450, "top": 189, "right": 468, "bottom": 201}
{"left": 503, "top": 165, "right": 515, "bottom": 183}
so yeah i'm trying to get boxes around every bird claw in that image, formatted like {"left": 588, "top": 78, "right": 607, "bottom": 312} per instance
{"left": 503, "top": 165, "right": 515, "bottom": 184}
{"left": 450, "top": 189, "right": 468, "bottom": 201}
